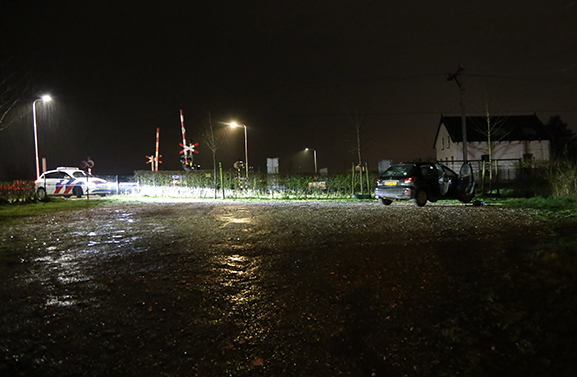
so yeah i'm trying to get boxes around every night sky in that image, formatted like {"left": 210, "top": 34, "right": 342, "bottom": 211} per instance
{"left": 1, "top": 0, "right": 577, "bottom": 180}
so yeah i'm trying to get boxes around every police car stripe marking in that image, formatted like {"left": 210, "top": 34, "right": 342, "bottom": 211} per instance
{"left": 55, "top": 180, "right": 78, "bottom": 194}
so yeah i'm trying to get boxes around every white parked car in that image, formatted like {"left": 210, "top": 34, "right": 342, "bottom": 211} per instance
{"left": 35, "top": 167, "right": 112, "bottom": 201}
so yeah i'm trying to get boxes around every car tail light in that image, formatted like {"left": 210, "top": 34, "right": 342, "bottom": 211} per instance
{"left": 404, "top": 177, "right": 417, "bottom": 183}
{"left": 377, "top": 178, "right": 382, "bottom": 184}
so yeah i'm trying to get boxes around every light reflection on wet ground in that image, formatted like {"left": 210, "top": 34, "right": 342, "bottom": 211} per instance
{"left": 12, "top": 209, "right": 153, "bottom": 308}
{"left": 211, "top": 254, "right": 263, "bottom": 308}
{"left": 0, "top": 201, "right": 547, "bottom": 376}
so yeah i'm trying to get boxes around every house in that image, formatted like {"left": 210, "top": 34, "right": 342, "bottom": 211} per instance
{"left": 434, "top": 114, "right": 550, "bottom": 165}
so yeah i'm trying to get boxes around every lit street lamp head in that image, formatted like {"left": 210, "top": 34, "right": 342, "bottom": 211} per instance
{"left": 41, "top": 95, "right": 52, "bottom": 102}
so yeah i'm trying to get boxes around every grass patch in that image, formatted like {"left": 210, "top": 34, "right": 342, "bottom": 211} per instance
{"left": 0, "top": 197, "right": 105, "bottom": 219}
{"left": 493, "top": 196, "right": 577, "bottom": 222}
{"left": 0, "top": 198, "right": 108, "bottom": 265}
{"left": 500, "top": 196, "right": 577, "bottom": 211}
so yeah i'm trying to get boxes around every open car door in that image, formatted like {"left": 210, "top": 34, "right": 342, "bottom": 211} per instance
{"left": 457, "top": 162, "right": 475, "bottom": 203}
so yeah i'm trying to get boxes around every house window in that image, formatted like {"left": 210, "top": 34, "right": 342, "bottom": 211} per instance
{"left": 448, "top": 139, "right": 450, "bottom": 149}
{"left": 523, "top": 154, "right": 534, "bottom": 162}
{"left": 481, "top": 154, "right": 489, "bottom": 161}
{"left": 442, "top": 138, "right": 445, "bottom": 150}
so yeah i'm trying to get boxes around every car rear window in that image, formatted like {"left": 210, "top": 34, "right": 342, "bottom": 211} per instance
{"left": 72, "top": 171, "right": 87, "bottom": 178}
{"left": 381, "top": 164, "right": 416, "bottom": 178}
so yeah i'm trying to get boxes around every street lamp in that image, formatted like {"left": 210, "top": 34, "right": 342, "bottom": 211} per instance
{"left": 230, "top": 121, "right": 249, "bottom": 178}
{"left": 33, "top": 95, "right": 52, "bottom": 179}
{"left": 305, "top": 148, "right": 317, "bottom": 173}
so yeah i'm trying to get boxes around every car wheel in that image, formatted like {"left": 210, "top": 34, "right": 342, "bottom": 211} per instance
{"left": 413, "top": 189, "right": 427, "bottom": 207}
{"left": 459, "top": 193, "right": 474, "bottom": 204}
{"left": 37, "top": 188, "right": 49, "bottom": 202}
{"left": 73, "top": 186, "right": 83, "bottom": 198}
{"left": 378, "top": 197, "right": 392, "bottom": 206}
{"left": 99, "top": 194, "right": 107, "bottom": 197}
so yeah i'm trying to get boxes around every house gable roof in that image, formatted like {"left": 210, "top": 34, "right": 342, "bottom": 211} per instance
{"left": 434, "top": 114, "right": 548, "bottom": 148}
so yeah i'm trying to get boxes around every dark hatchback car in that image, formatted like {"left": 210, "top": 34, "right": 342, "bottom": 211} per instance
{"left": 374, "top": 162, "right": 475, "bottom": 207}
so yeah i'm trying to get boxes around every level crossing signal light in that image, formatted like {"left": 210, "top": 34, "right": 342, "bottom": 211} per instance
{"left": 145, "top": 155, "right": 161, "bottom": 171}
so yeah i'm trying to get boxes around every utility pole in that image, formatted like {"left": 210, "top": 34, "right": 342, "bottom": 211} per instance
{"left": 447, "top": 63, "right": 467, "bottom": 162}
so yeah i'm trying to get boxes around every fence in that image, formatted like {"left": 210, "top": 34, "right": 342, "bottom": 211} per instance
{"left": 97, "top": 175, "right": 138, "bottom": 195}
{"left": 442, "top": 158, "right": 523, "bottom": 182}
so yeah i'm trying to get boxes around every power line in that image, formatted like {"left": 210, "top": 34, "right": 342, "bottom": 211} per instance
{"left": 281, "top": 73, "right": 447, "bottom": 91}
{"left": 278, "top": 108, "right": 577, "bottom": 119}
{"left": 469, "top": 73, "right": 577, "bottom": 85}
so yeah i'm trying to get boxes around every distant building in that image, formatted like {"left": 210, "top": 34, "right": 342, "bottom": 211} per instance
{"left": 434, "top": 114, "right": 550, "bottom": 164}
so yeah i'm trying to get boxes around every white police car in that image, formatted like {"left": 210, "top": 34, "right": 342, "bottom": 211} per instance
{"left": 35, "top": 167, "right": 112, "bottom": 201}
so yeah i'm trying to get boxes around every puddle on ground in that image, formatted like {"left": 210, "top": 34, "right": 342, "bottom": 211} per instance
{"left": 45, "top": 294, "right": 77, "bottom": 307}
{"left": 16, "top": 209, "right": 160, "bottom": 308}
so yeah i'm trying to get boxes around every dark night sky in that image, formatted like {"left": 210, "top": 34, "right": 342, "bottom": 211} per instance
{"left": 1, "top": 0, "right": 577, "bottom": 180}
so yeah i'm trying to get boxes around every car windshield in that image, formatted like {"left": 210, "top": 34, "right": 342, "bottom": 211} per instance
{"left": 72, "top": 171, "right": 87, "bottom": 178}
{"left": 381, "top": 164, "right": 416, "bottom": 178}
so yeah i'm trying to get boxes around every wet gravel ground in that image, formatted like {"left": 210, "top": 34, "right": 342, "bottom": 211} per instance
{"left": 0, "top": 200, "right": 547, "bottom": 376}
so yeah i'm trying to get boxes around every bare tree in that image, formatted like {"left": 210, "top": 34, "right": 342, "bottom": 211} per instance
{"left": 0, "top": 59, "right": 30, "bottom": 132}
{"left": 348, "top": 110, "right": 366, "bottom": 194}
{"left": 483, "top": 103, "right": 509, "bottom": 168}
{"left": 201, "top": 112, "right": 222, "bottom": 199}
{"left": 471, "top": 96, "right": 511, "bottom": 193}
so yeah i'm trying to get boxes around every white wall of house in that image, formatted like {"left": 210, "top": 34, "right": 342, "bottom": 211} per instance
{"left": 435, "top": 124, "right": 550, "bottom": 163}
{"left": 435, "top": 125, "right": 459, "bottom": 161}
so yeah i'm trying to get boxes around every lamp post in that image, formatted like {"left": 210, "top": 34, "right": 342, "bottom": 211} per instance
{"left": 305, "top": 148, "right": 317, "bottom": 173}
{"left": 230, "top": 122, "right": 249, "bottom": 178}
{"left": 32, "top": 95, "right": 52, "bottom": 179}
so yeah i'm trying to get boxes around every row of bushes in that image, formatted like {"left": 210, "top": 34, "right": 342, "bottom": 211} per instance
{"left": 514, "top": 161, "right": 577, "bottom": 199}
{"left": 4, "top": 162, "right": 577, "bottom": 203}
{"left": 0, "top": 181, "right": 36, "bottom": 204}
{"left": 136, "top": 161, "right": 577, "bottom": 201}
{"left": 134, "top": 170, "right": 379, "bottom": 199}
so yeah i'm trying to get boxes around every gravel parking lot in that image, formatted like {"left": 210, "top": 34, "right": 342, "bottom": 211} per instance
{"left": 0, "top": 200, "right": 549, "bottom": 376}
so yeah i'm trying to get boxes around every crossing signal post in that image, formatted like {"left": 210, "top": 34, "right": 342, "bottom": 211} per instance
{"left": 80, "top": 158, "right": 94, "bottom": 174}
{"left": 80, "top": 158, "right": 94, "bottom": 200}
{"left": 179, "top": 110, "right": 200, "bottom": 171}
{"left": 145, "top": 128, "right": 162, "bottom": 171}
{"left": 146, "top": 155, "right": 155, "bottom": 171}
{"left": 154, "top": 128, "right": 161, "bottom": 171}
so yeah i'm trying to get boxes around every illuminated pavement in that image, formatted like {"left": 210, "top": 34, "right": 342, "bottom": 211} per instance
{"left": 0, "top": 201, "right": 545, "bottom": 376}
